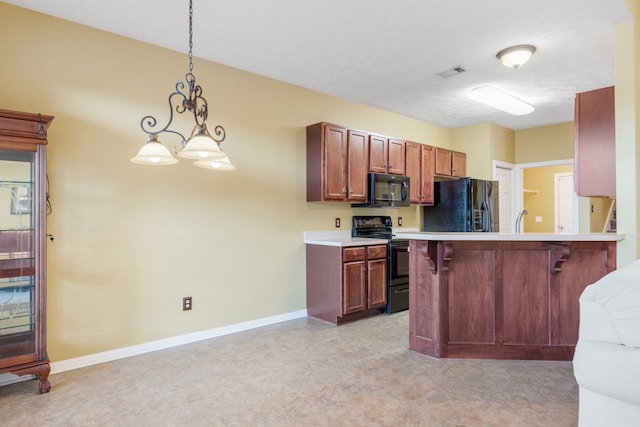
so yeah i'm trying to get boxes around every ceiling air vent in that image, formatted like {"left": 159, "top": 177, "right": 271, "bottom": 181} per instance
{"left": 437, "top": 66, "right": 467, "bottom": 78}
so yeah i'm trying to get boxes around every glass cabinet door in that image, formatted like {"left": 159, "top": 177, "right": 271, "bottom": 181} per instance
{"left": 0, "top": 151, "right": 36, "bottom": 360}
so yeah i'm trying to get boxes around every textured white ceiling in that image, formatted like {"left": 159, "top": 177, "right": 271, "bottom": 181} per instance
{"left": 2, "top": 0, "right": 631, "bottom": 130}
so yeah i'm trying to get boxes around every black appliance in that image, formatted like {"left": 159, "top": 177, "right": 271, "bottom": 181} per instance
{"left": 352, "top": 216, "right": 409, "bottom": 313}
{"left": 422, "top": 178, "right": 499, "bottom": 232}
{"left": 352, "top": 173, "right": 410, "bottom": 208}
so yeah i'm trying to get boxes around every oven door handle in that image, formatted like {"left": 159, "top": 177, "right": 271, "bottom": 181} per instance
{"left": 391, "top": 244, "right": 409, "bottom": 251}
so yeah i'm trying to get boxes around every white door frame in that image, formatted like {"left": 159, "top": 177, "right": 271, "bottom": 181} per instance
{"left": 493, "top": 160, "right": 515, "bottom": 232}
{"left": 511, "top": 158, "right": 579, "bottom": 233}
{"left": 554, "top": 172, "right": 576, "bottom": 233}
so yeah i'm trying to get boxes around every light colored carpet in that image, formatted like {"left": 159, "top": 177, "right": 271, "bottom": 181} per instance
{"left": 0, "top": 311, "right": 578, "bottom": 426}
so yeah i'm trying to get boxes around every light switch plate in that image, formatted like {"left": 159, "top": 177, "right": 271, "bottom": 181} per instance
{"left": 535, "top": 216, "right": 542, "bottom": 223}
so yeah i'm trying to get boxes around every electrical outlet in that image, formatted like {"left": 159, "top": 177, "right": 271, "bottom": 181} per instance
{"left": 335, "top": 218, "right": 341, "bottom": 228}
{"left": 535, "top": 216, "right": 542, "bottom": 223}
{"left": 398, "top": 217, "right": 403, "bottom": 226}
{"left": 183, "top": 296, "right": 192, "bottom": 311}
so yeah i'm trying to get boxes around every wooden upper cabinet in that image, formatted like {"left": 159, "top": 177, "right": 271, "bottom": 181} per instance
{"left": 420, "top": 145, "right": 435, "bottom": 204}
{"left": 307, "top": 121, "right": 443, "bottom": 204}
{"left": 306, "top": 123, "right": 347, "bottom": 201}
{"left": 368, "top": 134, "right": 405, "bottom": 175}
{"left": 307, "top": 122, "right": 368, "bottom": 202}
{"left": 435, "top": 147, "right": 451, "bottom": 176}
{"left": 451, "top": 151, "right": 466, "bottom": 177}
{"left": 346, "top": 129, "right": 368, "bottom": 202}
{"left": 387, "top": 138, "right": 406, "bottom": 175}
{"left": 368, "top": 133, "right": 388, "bottom": 173}
{"left": 435, "top": 148, "right": 466, "bottom": 178}
{"left": 405, "top": 141, "right": 435, "bottom": 205}
{"left": 405, "top": 142, "right": 421, "bottom": 204}
{"left": 574, "top": 86, "right": 616, "bottom": 197}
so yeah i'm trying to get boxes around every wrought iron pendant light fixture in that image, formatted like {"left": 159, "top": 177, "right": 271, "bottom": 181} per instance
{"left": 131, "top": 0, "right": 235, "bottom": 171}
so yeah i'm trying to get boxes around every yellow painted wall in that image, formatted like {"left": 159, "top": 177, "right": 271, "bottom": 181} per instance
{"left": 515, "top": 122, "right": 574, "bottom": 163}
{"left": 1, "top": 2, "right": 637, "bottom": 363}
{"left": 522, "top": 165, "right": 573, "bottom": 232}
{"left": 452, "top": 123, "right": 491, "bottom": 179}
{"left": 451, "top": 122, "right": 515, "bottom": 180}
{"left": 616, "top": 2, "right": 640, "bottom": 266}
{"left": 590, "top": 197, "right": 616, "bottom": 232}
{"left": 489, "top": 123, "right": 516, "bottom": 165}
{"left": 0, "top": 3, "right": 451, "bottom": 361}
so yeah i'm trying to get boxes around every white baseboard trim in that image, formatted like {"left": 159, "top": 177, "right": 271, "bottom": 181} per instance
{"left": 0, "top": 309, "right": 307, "bottom": 387}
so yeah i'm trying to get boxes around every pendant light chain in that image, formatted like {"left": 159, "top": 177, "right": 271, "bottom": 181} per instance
{"left": 188, "top": 0, "right": 193, "bottom": 76}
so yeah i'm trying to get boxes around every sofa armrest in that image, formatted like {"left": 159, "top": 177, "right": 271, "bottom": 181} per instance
{"left": 578, "top": 260, "right": 640, "bottom": 347}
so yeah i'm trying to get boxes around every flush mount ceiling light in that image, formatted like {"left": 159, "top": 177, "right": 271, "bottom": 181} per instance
{"left": 131, "top": 0, "right": 235, "bottom": 170}
{"left": 468, "top": 85, "right": 535, "bottom": 116}
{"left": 496, "top": 44, "right": 536, "bottom": 69}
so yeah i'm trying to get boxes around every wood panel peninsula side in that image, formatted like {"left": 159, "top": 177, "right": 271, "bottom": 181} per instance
{"left": 396, "top": 232, "right": 623, "bottom": 361}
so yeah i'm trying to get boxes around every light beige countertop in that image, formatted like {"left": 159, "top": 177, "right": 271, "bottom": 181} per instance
{"left": 303, "top": 230, "right": 388, "bottom": 247}
{"left": 394, "top": 231, "right": 624, "bottom": 242}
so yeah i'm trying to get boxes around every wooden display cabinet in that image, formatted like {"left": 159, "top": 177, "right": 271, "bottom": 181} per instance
{"left": 0, "top": 109, "right": 53, "bottom": 394}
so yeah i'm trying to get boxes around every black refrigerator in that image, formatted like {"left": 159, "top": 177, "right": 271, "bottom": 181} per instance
{"left": 422, "top": 178, "right": 499, "bottom": 232}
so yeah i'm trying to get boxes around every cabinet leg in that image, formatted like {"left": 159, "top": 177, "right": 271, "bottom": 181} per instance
{"left": 36, "top": 364, "right": 51, "bottom": 394}
{"left": 10, "top": 362, "right": 51, "bottom": 394}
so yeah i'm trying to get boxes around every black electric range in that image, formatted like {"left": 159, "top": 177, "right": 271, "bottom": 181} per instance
{"left": 352, "top": 216, "right": 409, "bottom": 313}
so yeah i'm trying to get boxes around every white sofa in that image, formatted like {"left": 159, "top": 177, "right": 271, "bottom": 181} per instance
{"left": 573, "top": 259, "right": 640, "bottom": 427}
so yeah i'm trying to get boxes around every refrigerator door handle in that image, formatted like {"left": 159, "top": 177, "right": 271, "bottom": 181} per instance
{"left": 481, "top": 201, "right": 489, "bottom": 232}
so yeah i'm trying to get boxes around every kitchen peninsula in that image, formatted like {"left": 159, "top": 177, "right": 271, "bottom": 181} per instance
{"left": 395, "top": 231, "right": 624, "bottom": 361}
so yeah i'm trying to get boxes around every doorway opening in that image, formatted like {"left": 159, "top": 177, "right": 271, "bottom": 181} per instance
{"left": 495, "top": 159, "right": 578, "bottom": 233}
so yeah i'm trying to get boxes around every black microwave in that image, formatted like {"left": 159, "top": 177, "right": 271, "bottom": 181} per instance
{"left": 352, "top": 173, "right": 410, "bottom": 208}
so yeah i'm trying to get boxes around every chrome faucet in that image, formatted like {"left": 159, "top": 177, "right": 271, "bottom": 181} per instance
{"left": 515, "top": 208, "right": 528, "bottom": 234}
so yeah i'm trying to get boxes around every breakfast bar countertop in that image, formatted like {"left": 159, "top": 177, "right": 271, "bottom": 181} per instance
{"left": 394, "top": 231, "right": 625, "bottom": 242}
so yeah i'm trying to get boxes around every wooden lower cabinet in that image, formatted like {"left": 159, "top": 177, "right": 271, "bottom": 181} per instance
{"left": 307, "top": 244, "right": 387, "bottom": 324}
{"left": 409, "top": 239, "right": 616, "bottom": 360}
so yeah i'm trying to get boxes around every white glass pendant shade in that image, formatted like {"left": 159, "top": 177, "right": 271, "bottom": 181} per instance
{"left": 178, "top": 124, "right": 226, "bottom": 160}
{"left": 496, "top": 45, "right": 536, "bottom": 69}
{"left": 130, "top": 137, "right": 178, "bottom": 165}
{"left": 194, "top": 155, "right": 236, "bottom": 171}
